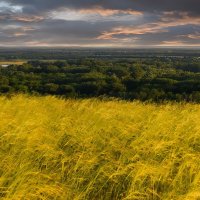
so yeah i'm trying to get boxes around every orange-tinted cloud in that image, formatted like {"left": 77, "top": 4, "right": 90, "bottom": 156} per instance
{"left": 178, "top": 32, "right": 200, "bottom": 40}
{"left": 0, "top": 14, "right": 44, "bottom": 22}
{"left": 187, "top": 33, "right": 200, "bottom": 39}
{"left": 159, "top": 12, "right": 200, "bottom": 26}
{"left": 159, "top": 40, "right": 200, "bottom": 46}
{"left": 97, "top": 25, "right": 168, "bottom": 40}
{"left": 13, "top": 32, "right": 27, "bottom": 37}
{"left": 79, "top": 7, "right": 143, "bottom": 16}
{"left": 12, "top": 15, "right": 44, "bottom": 22}
{"left": 97, "top": 12, "right": 200, "bottom": 40}
{"left": 12, "top": 26, "right": 35, "bottom": 37}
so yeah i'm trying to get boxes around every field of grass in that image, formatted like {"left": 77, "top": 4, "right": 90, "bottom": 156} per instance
{"left": 0, "top": 95, "right": 199, "bottom": 200}
{"left": 0, "top": 60, "right": 64, "bottom": 66}
{"left": 0, "top": 60, "right": 26, "bottom": 65}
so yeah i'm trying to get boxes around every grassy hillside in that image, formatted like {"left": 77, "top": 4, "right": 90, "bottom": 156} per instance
{"left": 0, "top": 95, "right": 199, "bottom": 200}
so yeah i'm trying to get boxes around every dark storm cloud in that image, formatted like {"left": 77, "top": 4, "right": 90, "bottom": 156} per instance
{"left": 0, "top": 13, "right": 43, "bottom": 23}
{"left": 0, "top": 17, "right": 199, "bottom": 47}
{"left": 134, "top": 25, "right": 200, "bottom": 45}
{"left": 0, "top": 0, "right": 199, "bottom": 47}
{"left": 4, "top": 0, "right": 200, "bottom": 15}
{"left": 0, "top": 19, "right": 124, "bottom": 46}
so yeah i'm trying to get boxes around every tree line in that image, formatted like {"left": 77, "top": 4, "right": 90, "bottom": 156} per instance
{"left": 0, "top": 57, "right": 200, "bottom": 102}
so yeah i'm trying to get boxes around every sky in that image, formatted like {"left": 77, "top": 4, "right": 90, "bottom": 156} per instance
{"left": 0, "top": 0, "right": 199, "bottom": 48}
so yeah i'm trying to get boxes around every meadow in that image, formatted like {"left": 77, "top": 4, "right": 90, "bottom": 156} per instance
{"left": 0, "top": 61, "right": 26, "bottom": 66}
{"left": 0, "top": 95, "right": 199, "bottom": 199}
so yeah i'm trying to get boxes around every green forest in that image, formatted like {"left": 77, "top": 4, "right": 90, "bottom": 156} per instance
{"left": 0, "top": 54, "right": 200, "bottom": 102}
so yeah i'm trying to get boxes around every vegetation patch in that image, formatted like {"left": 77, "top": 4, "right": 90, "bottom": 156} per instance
{"left": 0, "top": 95, "right": 199, "bottom": 199}
{"left": 0, "top": 58, "right": 200, "bottom": 102}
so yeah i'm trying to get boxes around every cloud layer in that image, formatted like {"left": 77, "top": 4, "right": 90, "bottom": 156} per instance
{"left": 0, "top": 0, "right": 199, "bottom": 47}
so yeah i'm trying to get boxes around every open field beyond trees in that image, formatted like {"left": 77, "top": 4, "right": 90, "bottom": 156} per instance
{"left": 0, "top": 60, "right": 26, "bottom": 66}
{"left": 0, "top": 95, "right": 200, "bottom": 199}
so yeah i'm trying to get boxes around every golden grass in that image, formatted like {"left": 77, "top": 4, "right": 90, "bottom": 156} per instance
{"left": 0, "top": 61, "right": 26, "bottom": 65}
{"left": 0, "top": 95, "right": 199, "bottom": 200}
